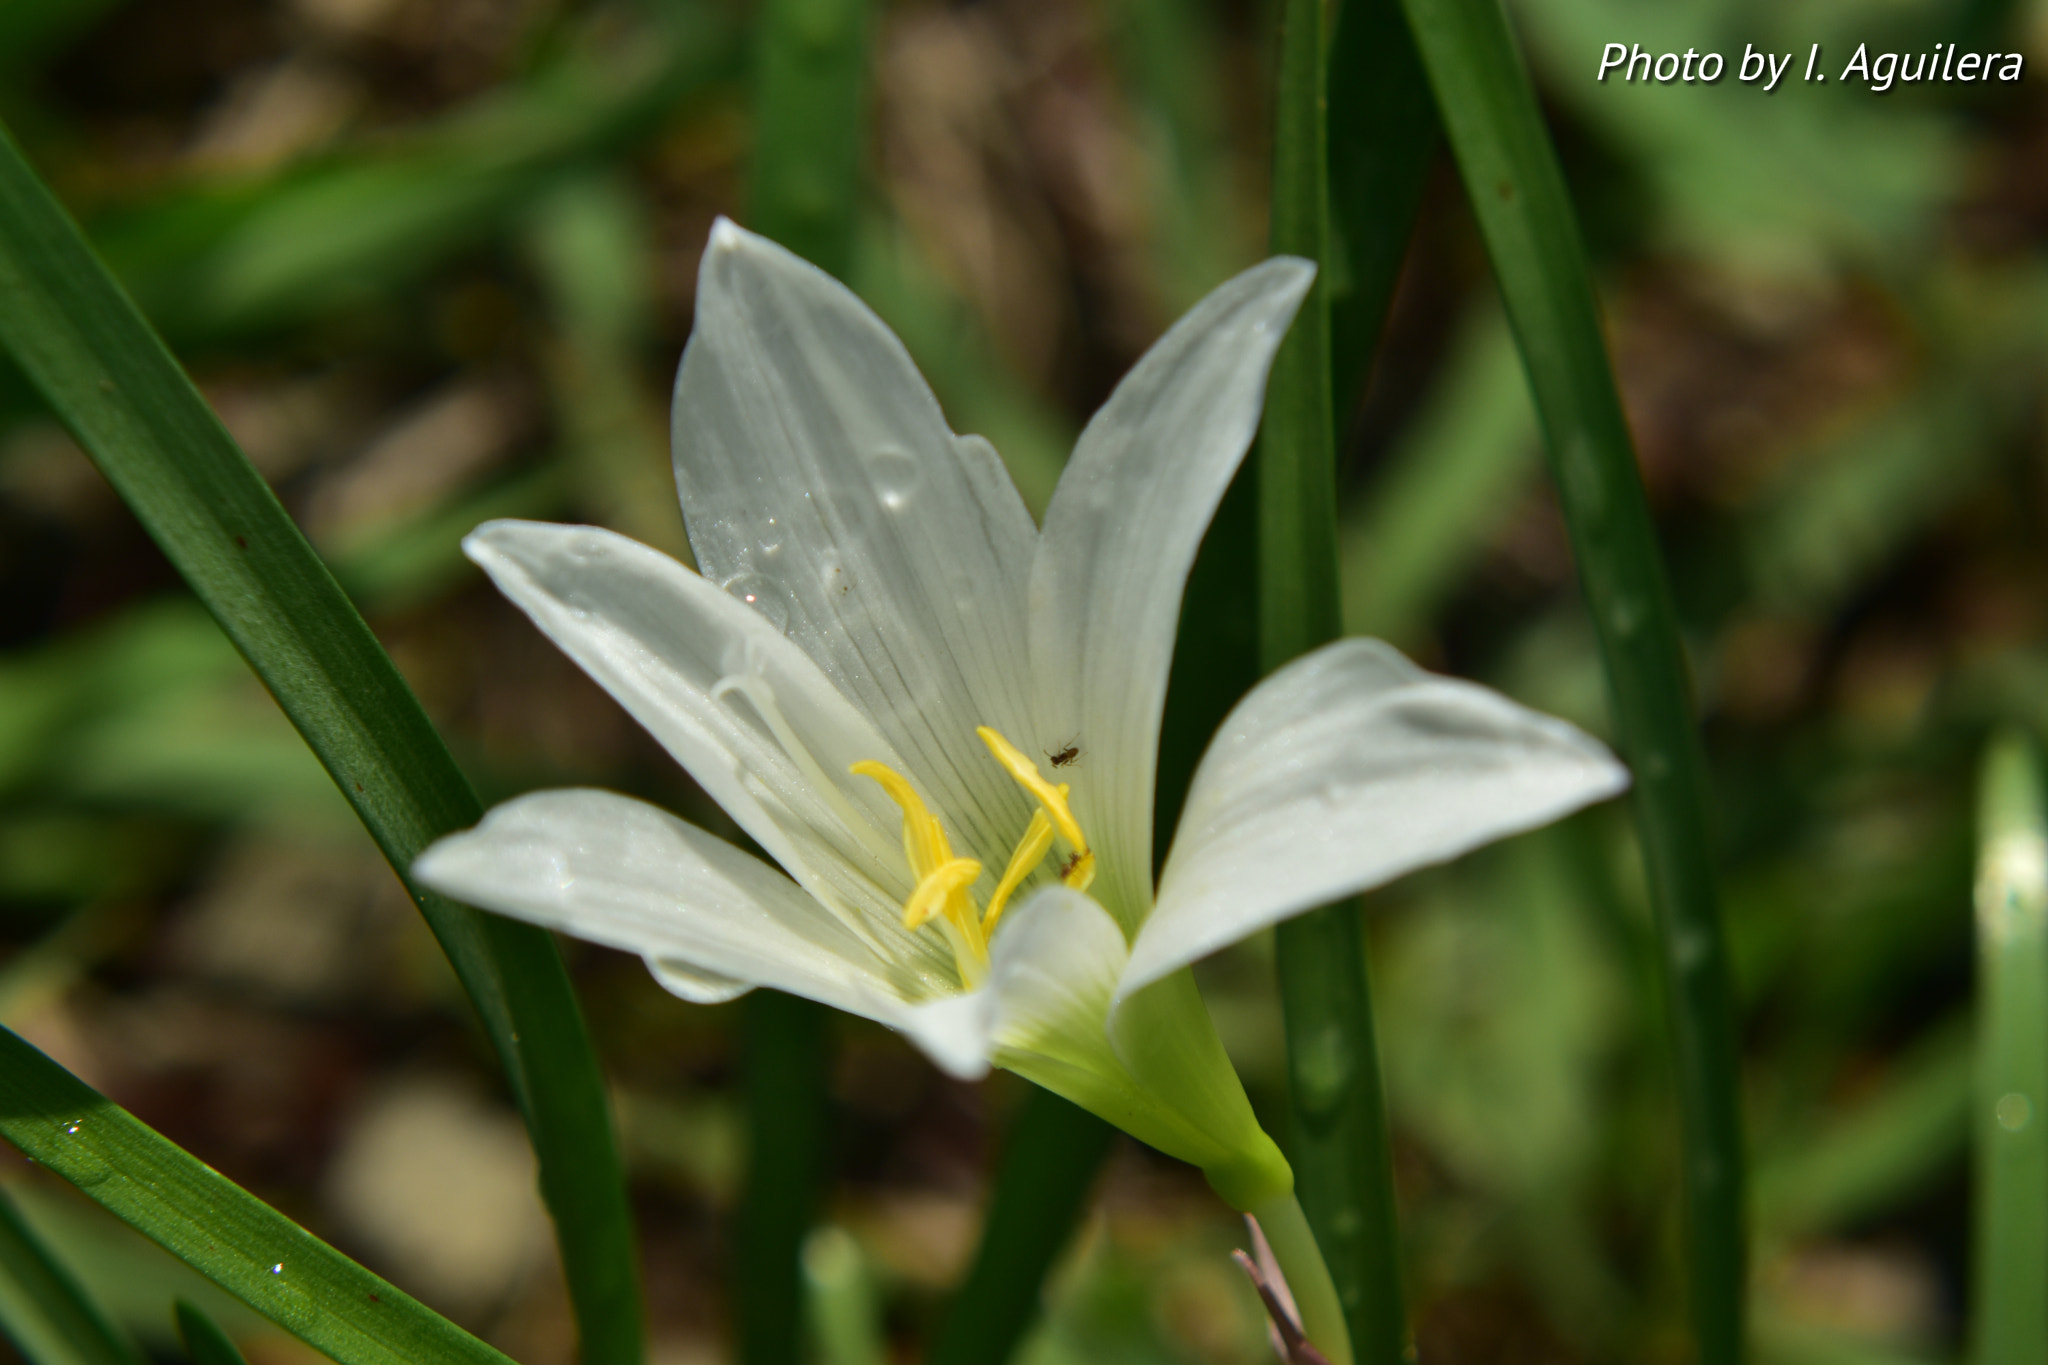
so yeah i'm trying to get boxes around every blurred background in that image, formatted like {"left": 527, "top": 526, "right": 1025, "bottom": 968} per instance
{"left": 2, "top": 0, "right": 2047, "bottom": 1361}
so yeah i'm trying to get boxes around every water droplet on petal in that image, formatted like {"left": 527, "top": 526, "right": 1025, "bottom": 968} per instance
{"left": 723, "top": 574, "right": 791, "bottom": 633}
{"left": 868, "top": 446, "right": 921, "bottom": 512}
{"left": 758, "top": 517, "right": 785, "bottom": 555}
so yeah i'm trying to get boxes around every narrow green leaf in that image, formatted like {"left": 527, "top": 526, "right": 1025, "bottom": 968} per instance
{"left": 736, "top": 990, "right": 829, "bottom": 1365}
{"left": 173, "top": 1300, "right": 250, "bottom": 1365}
{"left": 99, "top": 4, "right": 737, "bottom": 343}
{"left": 0, "top": 1183, "right": 142, "bottom": 1365}
{"left": 929, "top": 1087, "right": 1114, "bottom": 1365}
{"left": 1259, "top": 2, "right": 1404, "bottom": 1363}
{"left": 801, "top": 1228, "right": 887, "bottom": 1365}
{"left": 1754, "top": 1018, "right": 1969, "bottom": 1242}
{"left": 740, "top": 3, "right": 871, "bottom": 1361}
{"left": 0, "top": 123, "right": 643, "bottom": 1365}
{"left": 1337, "top": 305, "right": 1535, "bottom": 646}
{"left": 748, "top": 0, "right": 871, "bottom": 282}
{"left": 1393, "top": 3, "right": 1745, "bottom": 1361}
{"left": 1326, "top": 0, "right": 1439, "bottom": 422}
{"left": 0, "top": 1027, "right": 511, "bottom": 1365}
{"left": 1971, "top": 731, "right": 2048, "bottom": 1364}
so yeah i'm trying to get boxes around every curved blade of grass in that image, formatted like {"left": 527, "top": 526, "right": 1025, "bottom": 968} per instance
{"left": 929, "top": 1086, "right": 1115, "bottom": 1365}
{"left": 1259, "top": 1, "right": 1404, "bottom": 1363}
{"left": 0, "top": 1184, "right": 142, "bottom": 1365}
{"left": 173, "top": 1301, "right": 250, "bottom": 1365}
{"left": 1971, "top": 731, "right": 2048, "bottom": 1363}
{"left": 0, "top": 1026, "right": 512, "bottom": 1365}
{"left": 0, "top": 123, "right": 644, "bottom": 1365}
{"left": 1392, "top": 3, "right": 1744, "bottom": 1360}
{"left": 739, "top": 2, "right": 871, "bottom": 1361}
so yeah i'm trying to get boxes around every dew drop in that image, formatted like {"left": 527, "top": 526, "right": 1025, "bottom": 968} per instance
{"left": 723, "top": 574, "right": 791, "bottom": 633}
{"left": 868, "top": 446, "right": 921, "bottom": 512}
{"left": 757, "top": 517, "right": 785, "bottom": 555}
{"left": 59, "top": 1120, "right": 111, "bottom": 1187}
{"left": 265, "top": 1264, "right": 320, "bottom": 1332}
{"left": 1998, "top": 1092, "right": 2033, "bottom": 1132}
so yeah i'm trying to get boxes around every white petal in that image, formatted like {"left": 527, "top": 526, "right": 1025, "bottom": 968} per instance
{"left": 1030, "top": 258, "right": 1315, "bottom": 929}
{"left": 414, "top": 789, "right": 929, "bottom": 1016}
{"left": 672, "top": 219, "right": 1040, "bottom": 867}
{"left": 986, "top": 885, "right": 1128, "bottom": 1057}
{"left": 460, "top": 520, "right": 955, "bottom": 986}
{"left": 645, "top": 958, "right": 753, "bottom": 1005}
{"left": 897, "top": 990, "right": 996, "bottom": 1081}
{"left": 1124, "top": 639, "right": 1631, "bottom": 996}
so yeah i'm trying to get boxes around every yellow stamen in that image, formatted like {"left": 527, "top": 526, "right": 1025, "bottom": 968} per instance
{"left": 853, "top": 761, "right": 988, "bottom": 981}
{"left": 976, "top": 727, "right": 1089, "bottom": 854}
{"left": 985, "top": 808, "right": 1055, "bottom": 934}
{"left": 902, "top": 857, "right": 983, "bottom": 931}
{"left": 851, "top": 731, "right": 1100, "bottom": 980}
{"left": 851, "top": 760, "right": 953, "bottom": 876}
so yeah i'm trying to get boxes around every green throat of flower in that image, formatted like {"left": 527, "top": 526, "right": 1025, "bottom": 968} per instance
{"left": 852, "top": 726, "right": 1096, "bottom": 986}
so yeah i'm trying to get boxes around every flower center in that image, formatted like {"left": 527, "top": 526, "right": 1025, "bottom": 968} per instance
{"left": 851, "top": 726, "right": 1095, "bottom": 986}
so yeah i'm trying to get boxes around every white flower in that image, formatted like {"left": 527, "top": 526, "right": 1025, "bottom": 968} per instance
{"left": 414, "top": 219, "right": 1628, "bottom": 1210}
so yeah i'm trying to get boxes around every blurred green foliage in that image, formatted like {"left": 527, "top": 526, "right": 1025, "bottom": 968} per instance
{"left": 0, "top": 0, "right": 2043, "bottom": 1361}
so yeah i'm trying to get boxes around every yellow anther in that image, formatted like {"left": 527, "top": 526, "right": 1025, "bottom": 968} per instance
{"left": 851, "top": 761, "right": 953, "bottom": 876}
{"left": 977, "top": 727, "right": 1089, "bottom": 854}
{"left": 984, "top": 808, "right": 1055, "bottom": 934}
{"left": 852, "top": 735, "right": 1099, "bottom": 983}
{"left": 902, "top": 857, "right": 983, "bottom": 931}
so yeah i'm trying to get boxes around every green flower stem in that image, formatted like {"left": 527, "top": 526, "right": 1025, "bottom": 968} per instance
{"left": 0, "top": 1026, "right": 512, "bottom": 1365}
{"left": 1393, "top": 3, "right": 1744, "bottom": 1361}
{"left": 1971, "top": 732, "right": 2048, "bottom": 1363}
{"left": 0, "top": 123, "right": 643, "bottom": 1365}
{"left": 1259, "top": 1, "right": 1401, "bottom": 1364}
{"left": 929, "top": 1087, "right": 1115, "bottom": 1365}
{"left": 741, "top": 2, "right": 870, "bottom": 1361}
{"left": 1249, "top": 1192, "right": 1352, "bottom": 1365}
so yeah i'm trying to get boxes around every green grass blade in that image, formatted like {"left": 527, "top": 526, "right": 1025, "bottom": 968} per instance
{"left": 929, "top": 1087, "right": 1115, "bottom": 1365}
{"left": 736, "top": 990, "right": 828, "bottom": 1365}
{"left": 0, "top": 1184, "right": 142, "bottom": 1365}
{"left": 0, "top": 123, "right": 644, "bottom": 1365}
{"left": 748, "top": 0, "right": 870, "bottom": 281}
{"left": 1393, "top": 3, "right": 1745, "bottom": 1361}
{"left": 1259, "top": 2, "right": 1404, "bottom": 1363}
{"left": 173, "top": 1301, "right": 250, "bottom": 1365}
{"left": 0, "top": 1027, "right": 512, "bottom": 1365}
{"left": 1754, "top": 1018, "right": 1969, "bottom": 1242}
{"left": 98, "top": 4, "right": 736, "bottom": 344}
{"left": 1326, "top": 0, "right": 1438, "bottom": 421}
{"left": 802, "top": 1228, "right": 887, "bottom": 1365}
{"left": 1337, "top": 305, "right": 1534, "bottom": 646}
{"left": 1971, "top": 731, "right": 2048, "bottom": 1364}
{"left": 740, "top": 3, "right": 871, "bottom": 1359}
